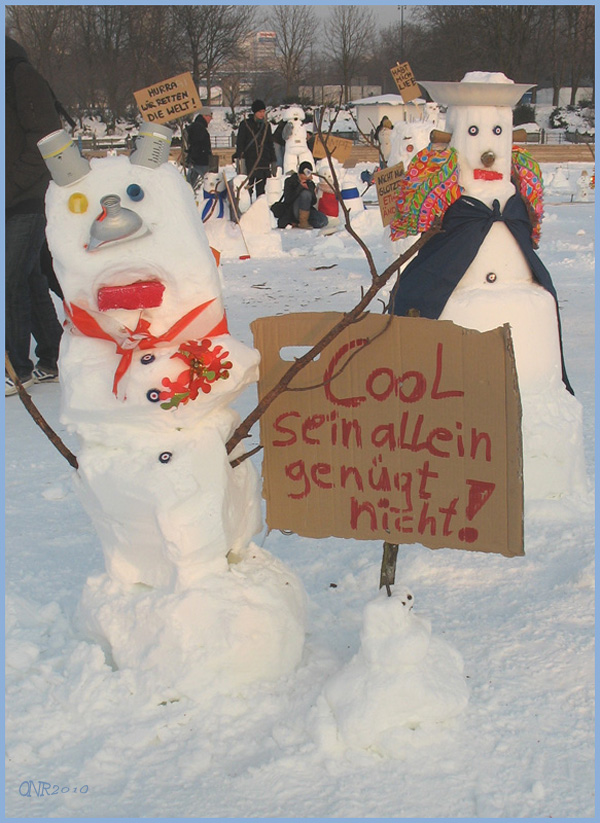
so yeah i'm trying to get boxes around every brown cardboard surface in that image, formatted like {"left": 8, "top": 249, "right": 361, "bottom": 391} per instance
{"left": 373, "top": 163, "right": 406, "bottom": 226}
{"left": 134, "top": 72, "right": 202, "bottom": 123}
{"left": 390, "top": 62, "right": 421, "bottom": 102}
{"left": 312, "top": 135, "right": 354, "bottom": 164}
{"left": 252, "top": 312, "right": 524, "bottom": 557}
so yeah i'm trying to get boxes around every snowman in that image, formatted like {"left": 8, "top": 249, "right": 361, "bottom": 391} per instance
{"left": 317, "top": 588, "right": 468, "bottom": 754}
{"left": 281, "top": 106, "right": 314, "bottom": 175}
{"left": 390, "top": 72, "right": 587, "bottom": 500}
{"left": 199, "top": 170, "right": 227, "bottom": 222}
{"left": 38, "top": 124, "right": 305, "bottom": 693}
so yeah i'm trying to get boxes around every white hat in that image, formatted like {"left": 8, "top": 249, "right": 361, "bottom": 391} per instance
{"left": 419, "top": 73, "right": 535, "bottom": 107}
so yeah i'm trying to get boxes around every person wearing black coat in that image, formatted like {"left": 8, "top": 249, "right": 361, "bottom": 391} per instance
{"left": 185, "top": 107, "right": 214, "bottom": 188}
{"left": 233, "top": 99, "right": 276, "bottom": 199}
{"left": 273, "top": 161, "right": 328, "bottom": 230}
{"left": 5, "top": 35, "right": 63, "bottom": 394}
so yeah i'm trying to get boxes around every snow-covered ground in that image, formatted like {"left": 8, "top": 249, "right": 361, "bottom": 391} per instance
{"left": 4, "top": 161, "right": 594, "bottom": 818}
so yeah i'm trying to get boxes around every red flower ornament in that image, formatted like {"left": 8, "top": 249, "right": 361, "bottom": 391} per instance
{"left": 159, "top": 339, "right": 232, "bottom": 409}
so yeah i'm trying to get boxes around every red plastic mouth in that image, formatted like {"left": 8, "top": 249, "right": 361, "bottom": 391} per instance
{"left": 473, "top": 169, "right": 504, "bottom": 181}
{"left": 97, "top": 280, "right": 165, "bottom": 311}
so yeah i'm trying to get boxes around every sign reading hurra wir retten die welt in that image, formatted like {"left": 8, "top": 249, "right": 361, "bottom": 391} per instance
{"left": 252, "top": 312, "right": 524, "bottom": 557}
{"left": 134, "top": 72, "right": 202, "bottom": 123}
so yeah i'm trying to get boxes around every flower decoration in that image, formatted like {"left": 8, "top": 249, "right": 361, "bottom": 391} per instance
{"left": 159, "top": 339, "right": 232, "bottom": 409}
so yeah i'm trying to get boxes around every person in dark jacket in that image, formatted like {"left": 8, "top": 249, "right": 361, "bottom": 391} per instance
{"left": 5, "top": 36, "right": 63, "bottom": 395}
{"left": 233, "top": 99, "right": 276, "bottom": 199}
{"left": 185, "top": 106, "right": 214, "bottom": 188}
{"left": 274, "top": 161, "right": 328, "bottom": 230}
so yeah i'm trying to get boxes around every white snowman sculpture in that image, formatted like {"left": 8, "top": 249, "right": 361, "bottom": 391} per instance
{"left": 282, "top": 106, "right": 314, "bottom": 175}
{"left": 391, "top": 72, "right": 587, "bottom": 501}
{"left": 38, "top": 124, "right": 305, "bottom": 696}
{"left": 317, "top": 588, "right": 469, "bottom": 753}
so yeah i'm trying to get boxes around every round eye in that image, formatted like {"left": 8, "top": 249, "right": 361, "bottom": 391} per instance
{"left": 140, "top": 353, "right": 155, "bottom": 365}
{"left": 158, "top": 451, "right": 172, "bottom": 464}
{"left": 493, "top": 125, "right": 502, "bottom": 135}
{"left": 468, "top": 125, "right": 479, "bottom": 136}
{"left": 127, "top": 184, "right": 144, "bottom": 202}
{"left": 68, "top": 192, "right": 88, "bottom": 214}
{"left": 146, "top": 388, "right": 162, "bottom": 403}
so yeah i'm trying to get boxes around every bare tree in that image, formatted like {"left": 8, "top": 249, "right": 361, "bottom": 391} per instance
{"left": 6, "top": 5, "right": 71, "bottom": 90}
{"left": 174, "top": 5, "right": 256, "bottom": 103}
{"left": 267, "top": 5, "right": 318, "bottom": 99}
{"left": 326, "top": 5, "right": 375, "bottom": 103}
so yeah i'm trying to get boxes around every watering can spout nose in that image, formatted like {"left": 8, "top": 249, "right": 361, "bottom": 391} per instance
{"left": 87, "top": 194, "right": 148, "bottom": 252}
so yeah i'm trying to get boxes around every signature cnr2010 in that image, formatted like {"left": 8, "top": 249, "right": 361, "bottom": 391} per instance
{"left": 19, "top": 781, "right": 89, "bottom": 797}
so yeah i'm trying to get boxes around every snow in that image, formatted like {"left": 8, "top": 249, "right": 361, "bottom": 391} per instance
{"left": 5, "top": 148, "right": 595, "bottom": 817}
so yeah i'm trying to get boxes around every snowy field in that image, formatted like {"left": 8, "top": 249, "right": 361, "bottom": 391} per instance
{"left": 4, "top": 161, "right": 595, "bottom": 818}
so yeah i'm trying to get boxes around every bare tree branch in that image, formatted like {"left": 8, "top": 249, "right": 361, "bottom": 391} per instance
{"left": 5, "top": 353, "right": 78, "bottom": 470}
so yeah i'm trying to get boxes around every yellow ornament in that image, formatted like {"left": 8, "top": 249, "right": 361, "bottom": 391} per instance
{"left": 68, "top": 192, "right": 88, "bottom": 214}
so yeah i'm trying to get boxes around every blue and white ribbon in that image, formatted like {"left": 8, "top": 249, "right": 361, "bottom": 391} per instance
{"left": 202, "top": 189, "right": 227, "bottom": 221}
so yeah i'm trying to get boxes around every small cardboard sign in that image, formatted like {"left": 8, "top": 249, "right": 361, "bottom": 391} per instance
{"left": 390, "top": 61, "right": 421, "bottom": 102}
{"left": 373, "top": 163, "right": 405, "bottom": 226}
{"left": 312, "top": 134, "right": 354, "bottom": 164}
{"left": 252, "top": 312, "right": 524, "bottom": 557}
{"left": 133, "top": 72, "right": 202, "bottom": 123}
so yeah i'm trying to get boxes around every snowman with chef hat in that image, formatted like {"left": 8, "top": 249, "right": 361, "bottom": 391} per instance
{"left": 390, "top": 72, "right": 587, "bottom": 501}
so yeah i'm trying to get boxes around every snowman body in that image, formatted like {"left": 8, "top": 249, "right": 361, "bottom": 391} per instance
{"left": 282, "top": 106, "right": 314, "bottom": 175}
{"left": 45, "top": 154, "right": 262, "bottom": 589}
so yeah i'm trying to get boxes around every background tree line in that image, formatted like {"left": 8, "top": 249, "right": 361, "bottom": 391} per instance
{"left": 6, "top": 4, "right": 594, "bottom": 127}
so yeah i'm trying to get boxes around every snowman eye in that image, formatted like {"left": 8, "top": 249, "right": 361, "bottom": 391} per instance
{"left": 126, "top": 184, "right": 144, "bottom": 202}
{"left": 468, "top": 125, "right": 479, "bottom": 136}
{"left": 68, "top": 192, "right": 89, "bottom": 213}
{"left": 493, "top": 125, "right": 503, "bottom": 135}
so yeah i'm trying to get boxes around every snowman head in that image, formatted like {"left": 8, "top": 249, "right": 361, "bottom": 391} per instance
{"left": 39, "top": 125, "right": 224, "bottom": 335}
{"left": 284, "top": 105, "right": 305, "bottom": 123}
{"left": 420, "top": 72, "right": 534, "bottom": 207}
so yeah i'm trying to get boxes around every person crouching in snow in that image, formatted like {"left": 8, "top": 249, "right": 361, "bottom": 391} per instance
{"left": 274, "top": 161, "right": 328, "bottom": 230}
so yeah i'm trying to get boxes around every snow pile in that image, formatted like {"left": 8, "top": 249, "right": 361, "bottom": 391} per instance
{"left": 316, "top": 588, "right": 468, "bottom": 755}
{"left": 77, "top": 542, "right": 306, "bottom": 699}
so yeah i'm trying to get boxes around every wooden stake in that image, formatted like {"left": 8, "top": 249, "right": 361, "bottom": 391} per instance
{"left": 222, "top": 172, "right": 251, "bottom": 259}
{"left": 379, "top": 542, "right": 399, "bottom": 596}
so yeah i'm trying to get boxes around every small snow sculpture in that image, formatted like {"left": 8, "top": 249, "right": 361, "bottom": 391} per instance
{"left": 282, "top": 106, "right": 314, "bottom": 175}
{"left": 390, "top": 72, "right": 588, "bottom": 501}
{"left": 318, "top": 589, "right": 469, "bottom": 755}
{"left": 38, "top": 124, "right": 305, "bottom": 696}
{"left": 200, "top": 171, "right": 227, "bottom": 222}
{"left": 576, "top": 170, "right": 590, "bottom": 202}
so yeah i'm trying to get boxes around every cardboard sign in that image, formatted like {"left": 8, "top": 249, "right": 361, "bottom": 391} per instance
{"left": 252, "top": 312, "right": 524, "bottom": 557}
{"left": 373, "top": 163, "right": 405, "bottom": 226}
{"left": 312, "top": 134, "right": 354, "bottom": 164}
{"left": 133, "top": 72, "right": 202, "bottom": 123}
{"left": 390, "top": 61, "right": 421, "bottom": 102}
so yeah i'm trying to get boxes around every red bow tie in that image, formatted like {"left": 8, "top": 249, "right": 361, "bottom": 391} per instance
{"left": 64, "top": 299, "right": 229, "bottom": 397}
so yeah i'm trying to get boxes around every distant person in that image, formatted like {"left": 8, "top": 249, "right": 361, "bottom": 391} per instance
{"left": 272, "top": 161, "right": 328, "bottom": 230}
{"left": 5, "top": 35, "right": 63, "bottom": 396}
{"left": 233, "top": 99, "right": 276, "bottom": 199}
{"left": 185, "top": 106, "right": 215, "bottom": 189}
{"left": 374, "top": 115, "right": 393, "bottom": 165}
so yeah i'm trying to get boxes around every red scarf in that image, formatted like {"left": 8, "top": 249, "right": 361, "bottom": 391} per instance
{"left": 64, "top": 299, "right": 229, "bottom": 397}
